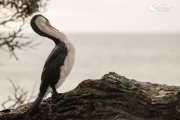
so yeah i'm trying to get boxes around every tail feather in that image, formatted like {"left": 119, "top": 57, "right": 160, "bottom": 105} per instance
{"left": 23, "top": 93, "right": 44, "bottom": 119}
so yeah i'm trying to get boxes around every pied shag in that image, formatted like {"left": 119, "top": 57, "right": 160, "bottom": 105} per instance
{"left": 24, "top": 14, "right": 75, "bottom": 119}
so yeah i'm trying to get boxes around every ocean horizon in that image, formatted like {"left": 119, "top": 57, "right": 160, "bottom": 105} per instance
{"left": 0, "top": 33, "right": 180, "bottom": 109}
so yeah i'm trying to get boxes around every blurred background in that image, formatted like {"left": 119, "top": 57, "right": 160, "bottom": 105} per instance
{"left": 0, "top": 0, "right": 180, "bottom": 109}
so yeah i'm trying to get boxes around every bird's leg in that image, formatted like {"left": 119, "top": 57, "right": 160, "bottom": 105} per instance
{"left": 51, "top": 85, "right": 59, "bottom": 97}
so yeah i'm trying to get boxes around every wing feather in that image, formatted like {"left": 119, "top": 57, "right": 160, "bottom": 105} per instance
{"left": 40, "top": 43, "right": 67, "bottom": 93}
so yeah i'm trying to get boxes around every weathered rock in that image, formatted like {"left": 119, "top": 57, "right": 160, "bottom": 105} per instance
{"left": 1, "top": 72, "right": 180, "bottom": 120}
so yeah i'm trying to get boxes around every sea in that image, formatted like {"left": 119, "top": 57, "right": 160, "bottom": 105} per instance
{"left": 0, "top": 33, "right": 180, "bottom": 109}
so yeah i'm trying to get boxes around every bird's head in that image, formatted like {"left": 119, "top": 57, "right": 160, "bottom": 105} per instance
{"left": 30, "top": 14, "right": 59, "bottom": 37}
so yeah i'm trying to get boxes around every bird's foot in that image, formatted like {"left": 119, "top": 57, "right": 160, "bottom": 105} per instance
{"left": 51, "top": 92, "right": 59, "bottom": 97}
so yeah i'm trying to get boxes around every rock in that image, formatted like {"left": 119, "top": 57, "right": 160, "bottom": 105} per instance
{"left": 1, "top": 72, "right": 180, "bottom": 120}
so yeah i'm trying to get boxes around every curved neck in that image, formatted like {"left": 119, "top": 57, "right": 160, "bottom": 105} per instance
{"left": 44, "top": 33, "right": 61, "bottom": 44}
{"left": 30, "top": 19, "right": 61, "bottom": 44}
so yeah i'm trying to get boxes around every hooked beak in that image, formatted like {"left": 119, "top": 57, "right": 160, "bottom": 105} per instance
{"left": 46, "top": 21, "right": 59, "bottom": 33}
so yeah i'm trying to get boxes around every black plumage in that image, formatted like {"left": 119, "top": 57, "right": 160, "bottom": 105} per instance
{"left": 30, "top": 14, "right": 60, "bottom": 44}
{"left": 24, "top": 15, "right": 69, "bottom": 119}
{"left": 40, "top": 42, "right": 67, "bottom": 94}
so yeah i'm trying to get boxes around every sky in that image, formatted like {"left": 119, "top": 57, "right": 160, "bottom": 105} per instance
{"left": 40, "top": 0, "right": 180, "bottom": 33}
{"left": 1, "top": 0, "right": 180, "bottom": 109}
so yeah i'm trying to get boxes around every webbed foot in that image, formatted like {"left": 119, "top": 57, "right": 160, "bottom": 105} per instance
{"left": 51, "top": 92, "right": 59, "bottom": 97}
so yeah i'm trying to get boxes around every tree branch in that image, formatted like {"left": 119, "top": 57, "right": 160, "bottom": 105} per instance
{"left": 0, "top": 0, "right": 49, "bottom": 60}
{"left": 1, "top": 79, "right": 37, "bottom": 109}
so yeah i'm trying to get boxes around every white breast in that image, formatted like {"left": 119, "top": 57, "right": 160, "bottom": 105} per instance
{"left": 45, "top": 32, "right": 76, "bottom": 97}
{"left": 55, "top": 40, "right": 76, "bottom": 89}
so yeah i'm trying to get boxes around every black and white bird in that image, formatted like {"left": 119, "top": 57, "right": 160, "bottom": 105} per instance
{"left": 24, "top": 14, "right": 75, "bottom": 119}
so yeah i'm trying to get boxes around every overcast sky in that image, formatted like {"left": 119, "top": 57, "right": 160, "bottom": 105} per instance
{"left": 41, "top": 0, "right": 180, "bottom": 33}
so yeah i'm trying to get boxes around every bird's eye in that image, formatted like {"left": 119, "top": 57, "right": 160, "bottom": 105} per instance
{"left": 45, "top": 21, "right": 59, "bottom": 33}
{"left": 46, "top": 21, "right": 50, "bottom": 25}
